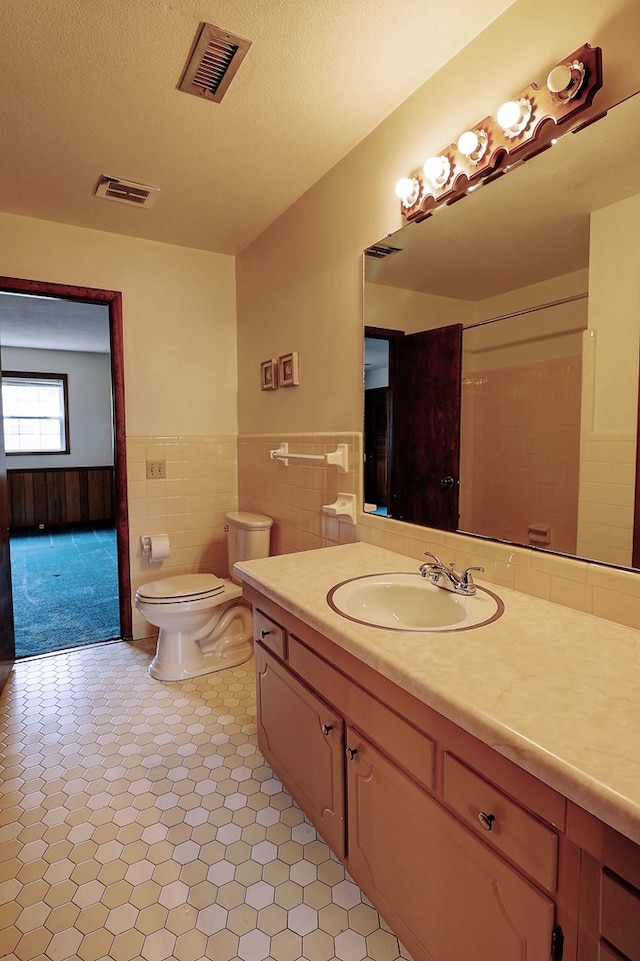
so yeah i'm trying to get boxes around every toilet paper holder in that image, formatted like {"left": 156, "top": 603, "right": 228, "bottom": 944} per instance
{"left": 140, "top": 534, "right": 171, "bottom": 562}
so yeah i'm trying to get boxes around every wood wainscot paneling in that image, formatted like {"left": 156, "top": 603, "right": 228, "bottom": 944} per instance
{"left": 8, "top": 467, "right": 115, "bottom": 529}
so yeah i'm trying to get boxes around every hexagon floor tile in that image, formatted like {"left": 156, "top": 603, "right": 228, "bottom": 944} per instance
{"left": 0, "top": 639, "right": 413, "bottom": 961}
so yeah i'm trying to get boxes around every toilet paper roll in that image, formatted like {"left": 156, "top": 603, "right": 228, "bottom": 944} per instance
{"left": 145, "top": 534, "right": 170, "bottom": 562}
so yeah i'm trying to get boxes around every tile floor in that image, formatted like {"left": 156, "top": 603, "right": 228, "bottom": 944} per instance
{"left": 0, "top": 639, "right": 411, "bottom": 961}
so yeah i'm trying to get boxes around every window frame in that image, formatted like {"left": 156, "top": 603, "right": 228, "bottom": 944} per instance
{"left": 2, "top": 370, "right": 71, "bottom": 456}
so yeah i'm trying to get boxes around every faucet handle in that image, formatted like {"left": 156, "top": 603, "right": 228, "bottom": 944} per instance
{"left": 423, "top": 550, "right": 444, "bottom": 566}
{"left": 460, "top": 565, "right": 484, "bottom": 588}
{"left": 420, "top": 551, "right": 443, "bottom": 578}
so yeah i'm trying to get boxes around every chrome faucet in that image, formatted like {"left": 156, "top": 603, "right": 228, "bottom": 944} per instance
{"left": 419, "top": 551, "right": 484, "bottom": 596}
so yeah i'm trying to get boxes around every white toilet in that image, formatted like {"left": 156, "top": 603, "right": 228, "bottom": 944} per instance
{"left": 135, "top": 511, "right": 273, "bottom": 681}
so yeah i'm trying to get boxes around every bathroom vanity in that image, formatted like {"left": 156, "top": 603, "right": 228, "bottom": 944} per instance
{"left": 236, "top": 543, "right": 640, "bottom": 961}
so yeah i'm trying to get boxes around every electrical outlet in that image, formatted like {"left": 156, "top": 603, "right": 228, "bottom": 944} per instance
{"left": 146, "top": 459, "right": 166, "bottom": 479}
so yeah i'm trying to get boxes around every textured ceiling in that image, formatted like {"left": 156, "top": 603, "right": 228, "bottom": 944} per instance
{"left": 0, "top": 0, "right": 516, "bottom": 257}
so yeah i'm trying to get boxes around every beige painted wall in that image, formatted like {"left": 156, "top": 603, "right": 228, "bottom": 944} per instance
{"left": 588, "top": 191, "right": 640, "bottom": 436}
{"left": 574, "top": 189, "right": 640, "bottom": 567}
{"left": 365, "top": 283, "right": 473, "bottom": 333}
{"left": 0, "top": 211, "right": 238, "bottom": 437}
{"left": 236, "top": 0, "right": 640, "bottom": 436}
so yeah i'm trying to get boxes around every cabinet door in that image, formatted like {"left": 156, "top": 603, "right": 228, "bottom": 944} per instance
{"left": 346, "top": 729, "right": 555, "bottom": 961}
{"left": 255, "top": 644, "right": 345, "bottom": 857}
{"left": 600, "top": 870, "right": 640, "bottom": 961}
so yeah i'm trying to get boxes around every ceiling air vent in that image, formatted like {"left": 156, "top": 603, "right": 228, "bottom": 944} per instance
{"left": 95, "top": 176, "right": 160, "bottom": 208}
{"left": 364, "top": 243, "right": 402, "bottom": 259}
{"left": 178, "top": 22, "right": 252, "bottom": 103}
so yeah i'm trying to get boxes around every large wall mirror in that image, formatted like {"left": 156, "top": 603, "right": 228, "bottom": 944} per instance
{"left": 364, "top": 90, "right": 640, "bottom": 570}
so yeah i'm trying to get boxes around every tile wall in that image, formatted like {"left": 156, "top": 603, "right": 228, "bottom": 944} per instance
{"left": 576, "top": 433, "right": 636, "bottom": 568}
{"left": 576, "top": 331, "right": 636, "bottom": 567}
{"left": 460, "top": 357, "right": 581, "bottom": 555}
{"left": 237, "top": 434, "right": 360, "bottom": 556}
{"left": 124, "top": 430, "right": 640, "bottom": 638}
{"left": 126, "top": 435, "right": 239, "bottom": 640}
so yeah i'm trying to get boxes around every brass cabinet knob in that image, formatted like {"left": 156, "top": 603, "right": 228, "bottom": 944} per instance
{"left": 321, "top": 723, "right": 333, "bottom": 736}
{"left": 478, "top": 811, "right": 496, "bottom": 831}
{"left": 346, "top": 747, "right": 358, "bottom": 760}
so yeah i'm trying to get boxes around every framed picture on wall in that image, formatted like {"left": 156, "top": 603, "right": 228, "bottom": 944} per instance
{"left": 278, "top": 351, "right": 299, "bottom": 387}
{"left": 260, "top": 358, "right": 278, "bottom": 391}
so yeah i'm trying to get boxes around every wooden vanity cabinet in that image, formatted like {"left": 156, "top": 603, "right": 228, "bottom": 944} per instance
{"left": 254, "top": 638, "right": 345, "bottom": 857}
{"left": 347, "top": 727, "right": 555, "bottom": 961}
{"left": 247, "top": 589, "right": 582, "bottom": 961}
{"left": 567, "top": 804, "right": 640, "bottom": 961}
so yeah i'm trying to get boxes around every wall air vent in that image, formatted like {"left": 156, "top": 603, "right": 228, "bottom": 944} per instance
{"left": 364, "top": 243, "right": 402, "bottom": 259}
{"left": 178, "top": 22, "right": 252, "bottom": 103}
{"left": 94, "top": 176, "right": 160, "bottom": 208}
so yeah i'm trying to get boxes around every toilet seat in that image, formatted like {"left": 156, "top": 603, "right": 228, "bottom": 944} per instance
{"left": 135, "top": 574, "right": 226, "bottom": 605}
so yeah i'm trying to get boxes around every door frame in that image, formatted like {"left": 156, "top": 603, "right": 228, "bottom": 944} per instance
{"left": 364, "top": 327, "right": 404, "bottom": 512}
{"left": 0, "top": 275, "right": 132, "bottom": 639}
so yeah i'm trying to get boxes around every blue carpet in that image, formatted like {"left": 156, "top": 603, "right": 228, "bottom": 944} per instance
{"left": 10, "top": 527, "right": 121, "bottom": 659}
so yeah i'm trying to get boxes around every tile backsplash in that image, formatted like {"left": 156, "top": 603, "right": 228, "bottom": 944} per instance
{"left": 237, "top": 433, "right": 360, "bottom": 555}
{"left": 356, "top": 512, "right": 640, "bottom": 632}
{"left": 127, "top": 430, "right": 640, "bottom": 638}
{"left": 127, "top": 434, "right": 238, "bottom": 638}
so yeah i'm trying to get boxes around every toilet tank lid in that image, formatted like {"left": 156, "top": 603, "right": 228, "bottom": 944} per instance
{"left": 136, "top": 574, "right": 225, "bottom": 601}
{"left": 226, "top": 511, "right": 273, "bottom": 530}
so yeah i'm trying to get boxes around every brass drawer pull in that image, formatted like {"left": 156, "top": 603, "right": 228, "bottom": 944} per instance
{"left": 260, "top": 629, "right": 271, "bottom": 638}
{"left": 321, "top": 723, "right": 334, "bottom": 735}
{"left": 478, "top": 811, "right": 496, "bottom": 831}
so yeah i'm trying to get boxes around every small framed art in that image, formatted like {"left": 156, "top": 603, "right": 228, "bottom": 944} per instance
{"left": 278, "top": 351, "right": 299, "bottom": 387}
{"left": 260, "top": 358, "right": 278, "bottom": 391}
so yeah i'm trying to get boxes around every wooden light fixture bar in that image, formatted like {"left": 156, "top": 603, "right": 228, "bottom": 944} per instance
{"left": 400, "top": 42, "right": 603, "bottom": 223}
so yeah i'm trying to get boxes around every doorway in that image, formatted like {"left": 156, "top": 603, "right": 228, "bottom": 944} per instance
{"left": 364, "top": 324, "right": 462, "bottom": 530}
{"left": 0, "top": 276, "right": 131, "bottom": 664}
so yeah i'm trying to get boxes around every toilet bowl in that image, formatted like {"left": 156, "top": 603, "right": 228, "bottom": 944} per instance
{"left": 135, "top": 511, "right": 272, "bottom": 681}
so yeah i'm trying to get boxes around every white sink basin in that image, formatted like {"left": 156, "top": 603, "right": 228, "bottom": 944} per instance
{"left": 327, "top": 572, "right": 503, "bottom": 632}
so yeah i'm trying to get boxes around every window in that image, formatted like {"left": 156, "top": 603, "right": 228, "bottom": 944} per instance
{"left": 2, "top": 372, "right": 70, "bottom": 455}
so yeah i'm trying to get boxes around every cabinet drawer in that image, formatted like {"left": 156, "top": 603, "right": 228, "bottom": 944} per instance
{"left": 288, "top": 635, "right": 434, "bottom": 791}
{"left": 443, "top": 753, "right": 558, "bottom": 892}
{"left": 253, "top": 609, "right": 286, "bottom": 659}
{"left": 601, "top": 870, "right": 640, "bottom": 961}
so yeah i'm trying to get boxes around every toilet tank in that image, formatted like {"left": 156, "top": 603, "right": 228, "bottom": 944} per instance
{"left": 226, "top": 511, "right": 272, "bottom": 584}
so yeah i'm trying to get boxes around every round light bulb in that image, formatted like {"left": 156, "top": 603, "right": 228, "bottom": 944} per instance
{"left": 423, "top": 155, "right": 450, "bottom": 187}
{"left": 457, "top": 130, "right": 479, "bottom": 157}
{"left": 547, "top": 64, "right": 573, "bottom": 94}
{"left": 497, "top": 100, "right": 522, "bottom": 130}
{"left": 394, "top": 177, "right": 418, "bottom": 204}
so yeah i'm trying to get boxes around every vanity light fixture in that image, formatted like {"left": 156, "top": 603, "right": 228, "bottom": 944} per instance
{"left": 394, "top": 42, "right": 602, "bottom": 223}
{"left": 496, "top": 98, "right": 532, "bottom": 138}
{"left": 457, "top": 129, "right": 488, "bottom": 163}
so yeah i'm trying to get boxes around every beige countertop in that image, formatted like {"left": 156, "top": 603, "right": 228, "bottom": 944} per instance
{"left": 236, "top": 541, "right": 640, "bottom": 846}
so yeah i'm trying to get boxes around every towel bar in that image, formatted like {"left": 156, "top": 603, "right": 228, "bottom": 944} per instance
{"left": 270, "top": 442, "right": 348, "bottom": 473}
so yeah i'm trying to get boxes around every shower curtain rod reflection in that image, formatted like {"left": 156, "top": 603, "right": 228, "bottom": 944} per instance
{"left": 463, "top": 292, "right": 588, "bottom": 330}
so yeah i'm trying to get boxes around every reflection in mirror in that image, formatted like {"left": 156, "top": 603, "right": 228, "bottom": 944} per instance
{"left": 460, "top": 302, "right": 586, "bottom": 554}
{"left": 364, "top": 91, "right": 640, "bottom": 570}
